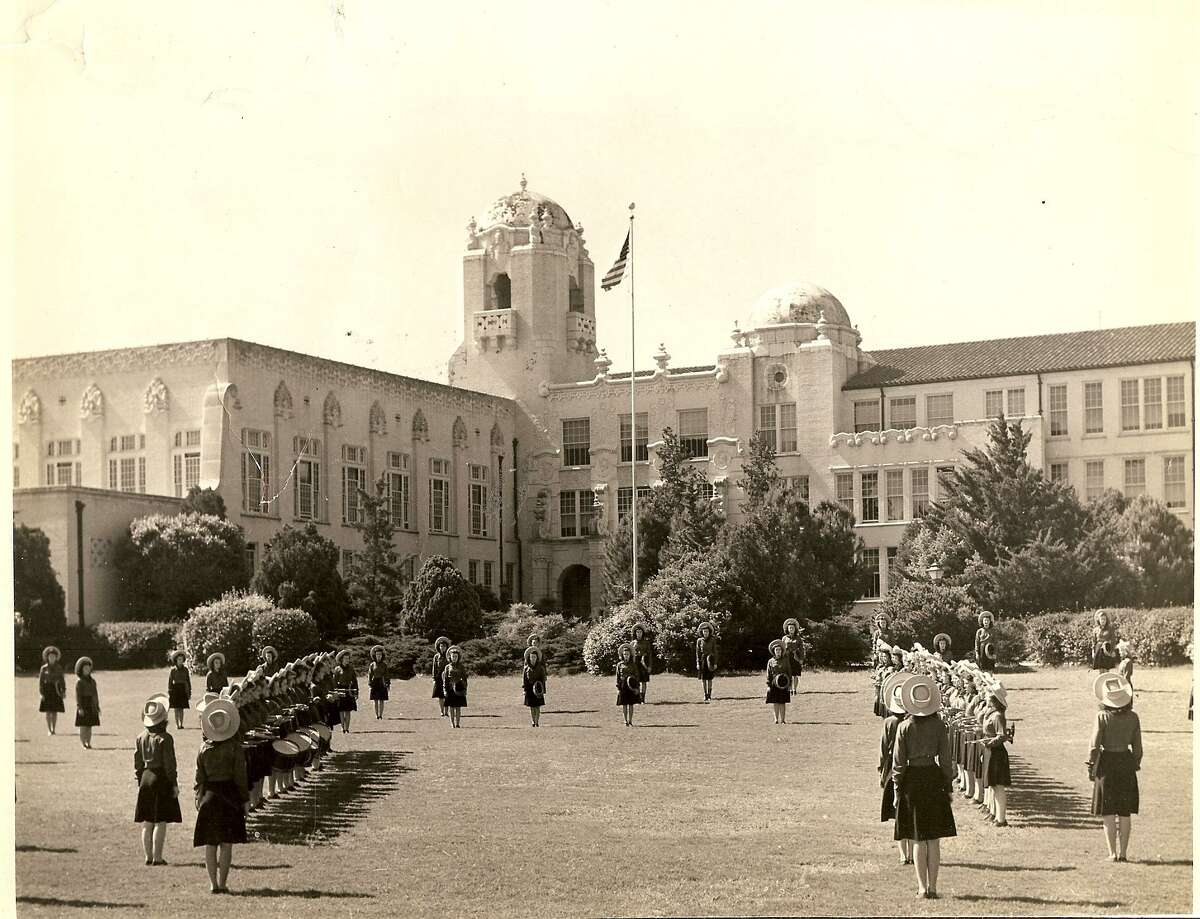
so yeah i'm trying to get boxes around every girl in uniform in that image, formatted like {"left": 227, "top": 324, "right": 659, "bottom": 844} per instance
{"left": 194, "top": 698, "right": 248, "bottom": 894}
{"left": 442, "top": 646, "right": 468, "bottom": 729}
{"left": 368, "top": 645, "right": 390, "bottom": 720}
{"left": 632, "top": 624, "right": 654, "bottom": 704}
{"left": 1092, "top": 611, "right": 1121, "bottom": 671}
{"left": 523, "top": 646, "right": 547, "bottom": 727}
{"left": 616, "top": 643, "right": 641, "bottom": 727}
{"left": 1115, "top": 640, "right": 1135, "bottom": 692}
{"left": 38, "top": 646, "right": 66, "bottom": 735}
{"left": 766, "top": 639, "right": 791, "bottom": 724}
{"left": 974, "top": 613, "right": 996, "bottom": 673}
{"left": 872, "top": 646, "right": 894, "bottom": 718}
{"left": 431, "top": 637, "right": 451, "bottom": 718}
{"left": 74, "top": 656, "right": 100, "bottom": 749}
{"left": 782, "top": 618, "right": 805, "bottom": 695}
{"left": 134, "top": 693, "right": 182, "bottom": 865}
{"left": 932, "top": 634, "right": 953, "bottom": 664}
{"left": 981, "top": 684, "right": 1011, "bottom": 826}
{"left": 1088, "top": 672, "right": 1142, "bottom": 862}
{"left": 260, "top": 645, "right": 280, "bottom": 677}
{"left": 206, "top": 653, "right": 229, "bottom": 694}
{"left": 333, "top": 649, "right": 359, "bottom": 733}
{"left": 696, "top": 622, "right": 718, "bottom": 702}
{"left": 167, "top": 650, "right": 192, "bottom": 729}
{"left": 880, "top": 672, "right": 914, "bottom": 865}
{"left": 892, "top": 674, "right": 957, "bottom": 899}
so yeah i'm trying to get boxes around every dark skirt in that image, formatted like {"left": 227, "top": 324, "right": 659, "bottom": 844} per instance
{"left": 895, "top": 765, "right": 957, "bottom": 841}
{"left": 243, "top": 735, "right": 274, "bottom": 785}
{"left": 193, "top": 780, "right": 247, "bottom": 846}
{"left": 873, "top": 696, "right": 887, "bottom": 718}
{"left": 444, "top": 689, "right": 467, "bottom": 708}
{"left": 369, "top": 679, "right": 389, "bottom": 701}
{"left": 75, "top": 704, "right": 99, "bottom": 727}
{"left": 616, "top": 685, "right": 641, "bottom": 706}
{"left": 336, "top": 692, "right": 357, "bottom": 712}
{"left": 986, "top": 744, "right": 1012, "bottom": 787}
{"left": 432, "top": 679, "right": 445, "bottom": 700}
{"left": 881, "top": 777, "right": 897, "bottom": 822}
{"left": 39, "top": 693, "right": 65, "bottom": 713}
{"left": 699, "top": 662, "right": 717, "bottom": 680}
{"left": 1092, "top": 751, "right": 1139, "bottom": 816}
{"left": 1093, "top": 650, "right": 1120, "bottom": 671}
{"left": 134, "top": 777, "right": 183, "bottom": 824}
{"left": 977, "top": 652, "right": 996, "bottom": 672}
{"left": 168, "top": 684, "right": 190, "bottom": 710}
{"left": 765, "top": 685, "right": 791, "bottom": 704}
{"left": 523, "top": 688, "right": 545, "bottom": 708}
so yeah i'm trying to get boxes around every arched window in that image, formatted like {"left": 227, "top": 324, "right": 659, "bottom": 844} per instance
{"left": 568, "top": 277, "right": 584, "bottom": 313}
{"left": 492, "top": 273, "right": 511, "bottom": 310}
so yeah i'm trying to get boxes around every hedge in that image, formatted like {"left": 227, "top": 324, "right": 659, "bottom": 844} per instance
{"left": 251, "top": 608, "right": 321, "bottom": 664}
{"left": 179, "top": 591, "right": 271, "bottom": 674}
{"left": 14, "top": 621, "right": 182, "bottom": 672}
{"left": 1021, "top": 607, "right": 1193, "bottom": 667}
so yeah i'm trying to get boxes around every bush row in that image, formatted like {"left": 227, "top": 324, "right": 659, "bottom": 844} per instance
{"left": 1021, "top": 606, "right": 1192, "bottom": 666}
{"left": 14, "top": 621, "right": 182, "bottom": 673}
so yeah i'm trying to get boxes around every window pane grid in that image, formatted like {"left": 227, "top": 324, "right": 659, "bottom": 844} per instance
{"left": 1123, "top": 458, "right": 1146, "bottom": 498}
{"left": 1085, "top": 460, "right": 1105, "bottom": 502}
{"left": 779, "top": 403, "right": 797, "bottom": 452}
{"left": 854, "top": 400, "right": 880, "bottom": 433}
{"left": 562, "top": 419, "right": 591, "bottom": 467}
{"left": 926, "top": 395, "right": 954, "bottom": 427}
{"left": 678, "top": 409, "right": 709, "bottom": 458}
{"left": 889, "top": 398, "right": 916, "bottom": 430}
{"left": 1164, "top": 456, "right": 1186, "bottom": 508}
{"left": 1166, "top": 375, "right": 1186, "bottom": 427}
{"left": 619, "top": 413, "right": 648, "bottom": 463}
{"left": 862, "top": 548, "right": 881, "bottom": 599}
{"left": 911, "top": 467, "right": 929, "bottom": 518}
{"left": 1084, "top": 382, "right": 1103, "bottom": 434}
{"left": 1143, "top": 378, "right": 1163, "bottom": 430}
{"left": 1048, "top": 385, "right": 1068, "bottom": 436}
{"left": 886, "top": 469, "right": 904, "bottom": 521}
{"left": 860, "top": 471, "right": 879, "bottom": 523}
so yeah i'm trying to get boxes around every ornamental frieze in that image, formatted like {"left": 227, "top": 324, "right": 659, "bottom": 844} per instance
{"left": 79, "top": 383, "right": 104, "bottom": 418}
{"left": 17, "top": 389, "right": 41, "bottom": 424}
{"left": 13, "top": 340, "right": 221, "bottom": 380}
{"left": 143, "top": 377, "right": 170, "bottom": 414}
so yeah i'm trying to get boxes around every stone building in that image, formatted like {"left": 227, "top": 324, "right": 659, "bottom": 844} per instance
{"left": 12, "top": 180, "right": 1196, "bottom": 624}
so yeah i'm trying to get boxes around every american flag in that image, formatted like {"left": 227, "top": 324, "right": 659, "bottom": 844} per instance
{"left": 601, "top": 231, "right": 629, "bottom": 291}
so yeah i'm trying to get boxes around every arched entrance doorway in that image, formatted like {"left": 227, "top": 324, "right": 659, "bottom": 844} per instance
{"left": 559, "top": 565, "right": 592, "bottom": 619}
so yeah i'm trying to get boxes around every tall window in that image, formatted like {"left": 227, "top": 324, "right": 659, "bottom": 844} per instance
{"left": 778, "top": 403, "right": 797, "bottom": 452}
{"left": 468, "top": 560, "right": 479, "bottom": 584}
{"left": 492, "top": 273, "right": 511, "bottom": 310}
{"left": 109, "top": 433, "right": 145, "bottom": 494}
{"left": 173, "top": 429, "right": 202, "bottom": 498}
{"left": 889, "top": 397, "right": 916, "bottom": 430}
{"left": 861, "top": 548, "right": 881, "bottom": 599}
{"left": 1166, "top": 375, "right": 1186, "bottom": 427}
{"left": 469, "top": 464, "right": 490, "bottom": 537}
{"left": 785, "top": 475, "right": 810, "bottom": 504}
{"left": 835, "top": 472, "right": 854, "bottom": 513}
{"left": 860, "top": 471, "right": 879, "bottom": 523}
{"left": 616, "top": 485, "right": 652, "bottom": 522}
{"left": 911, "top": 467, "right": 930, "bottom": 518}
{"left": 936, "top": 466, "right": 956, "bottom": 500}
{"left": 678, "top": 409, "right": 709, "bottom": 458}
{"left": 245, "top": 543, "right": 257, "bottom": 578}
{"left": 48, "top": 461, "right": 75, "bottom": 486}
{"left": 1164, "top": 456, "right": 1186, "bottom": 508}
{"left": 1084, "top": 382, "right": 1104, "bottom": 434}
{"left": 886, "top": 469, "right": 904, "bottom": 522}
{"left": 1007, "top": 388, "right": 1026, "bottom": 417}
{"left": 985, "top": 390, "right": 1004, "bottom": 419}
{"left": 1123, "top": 458, "right": 1146, "bottom": 498}
{"left": 341, "top": 445, "right": 367, "bottom": 524}
{"left": 886, "top": 547, "right": 899, "bottom": 593}
{"left": 291, "top": 436, "right": 322, "bottom": 521}
{"left": 1049, "top": 462, "right": 1069, "bottom": 485}
{"left": 241, "top": 429, "right": 272, "bottom": 513}
{"left": 174, "top": 429, "right": 202, "bottom": 449}
{"left": 340, "top": 549, "right": 357, "bottom": 574}
{"left": 386, "top": 451, "right": 411, "bottom": 529}
{"left": 559, "top": 490, "right": 595, "bottom": 538}
{"left": 926, "top": 395, "right": 954, "bottom": 427}
{"left": 854, "top": 400, "right": 881, "bottom": 433}
{"left": 562, "top": 419, "right": 591, "bottom": 467}
{"left": 1120, "top": 380, "right": 1140, "bottom": 432}
{"left": 1143, "top": 378, "right": 1163, "bottom": 430}
{"left": 429, "top": 458, "right": 451, "bottom": 534}
{"left": 1048, "top": 384, "right": 1068, "bottom": 436}
{"left": 1085, "top": 460, "right": 1105, "bottom": 502}
{"left": 619, "top": 413, "right": 648, "bottom": 463}
{"left": 568, "top": 278, "right": 584, "bottom": 313}
{"left": 482, "top": 561, "right": 494, "bottom": 589}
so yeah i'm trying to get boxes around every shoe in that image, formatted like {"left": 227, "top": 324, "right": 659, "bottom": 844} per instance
{"left": 1117, "top": 855, "right": 1127, "bottom": 862}
{"left": 927, "top": 892, "right": 939, "bottom": 899}
{"left": 152, "top": 859, "right": 168, "bottom": 866}
{"left": 145, "top": 857, "right": 153, "bottom": 866}
{"left": 994, "top": 820, "right": 1008, "bottom": 827}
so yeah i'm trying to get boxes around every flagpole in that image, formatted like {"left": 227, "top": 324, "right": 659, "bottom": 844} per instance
{"left": 628, "top": 202, "right": 638, "bottom": 600}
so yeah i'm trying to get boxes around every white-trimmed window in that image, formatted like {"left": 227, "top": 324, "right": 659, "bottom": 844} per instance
{"left": 619, "top": 413, "right": 648, "bottom": 463}
{"left": 173, "top": 451, "right": 201, "bottom": 498}
{"left": 47, "top": 461, "right": 76, "bottom": 486}
{"left": 786, "top": 475, "right": 810, "bottom": 504}
{"left": 340, "top": 548, "right": 357, "bottom": 574}
{"left": 835, "top": 472, "right": 854, "bottom": 513}
{"left": 241, "top": 429, "right": 272, "bottom": 513}
{"left": 1084, "top": 382, "right": 1103, "bottom": 434}
{"left": 1166, "top": 375, "right": 1186, "bottom": 427}
{"left": 1123, "top": 458, "right": 1146, "bottom": 498}
{"left": 341, "top": 445, "right": 367, "bottom": 525}
{"left": 469, "top": 463, "right": 489, "bottom": 537}
{"left": 429, "top": 458, "right": 450, "bottom": 534}
{"left": 1085, "top": 460, "right": 1105, "bottom": 502}
{"left": 678, "top": 409, "right": 709, "bottom": 459}
{"left": 778, "top": 403, "right": 797, "bottom": 452}
{"left": 854, "top": 400, "right": 881, "bottom": 433}
{"left": 386, "top": 451, "right": 411, "bottom": 529}
{"left": 911, "top": 467, "right": 930, "bottom": 518}
{"left": 468, "top": 560, "right": 479, "bottom": 584}
{"left": 1143, "top": 378, "right": 1163, "bottom": 430}
{"left": 245, "top": 543, "right": 257, "bottom": 577}
{"left": 886, "top": 469, "right": 904, "bottom": 522}
{"left": 1120, "top": 379, "right": 1140, "bottom": 432}
{"left": 616, "top": 485, "right": 652, "bottom": 522}
{"left": 559, "top": 490, "right": 595, "bottom": 538}
{"left": 861, "top": 548, "right": 881, "bottom": 599}
{"left": 985, "top": 390, "right": 1004, "bottom": 419}
{"left": 292, "top": 436, "right": 322, "bottom": 521}
{"left": 860, "top": 471, "right": 879, "bottom": 523}
{"left": 483, "top": 561, "right": 494, "bottom": 589}
{"left": 1164, "top": 455, "right": 1186, "bottom": 508}
{"left": 889, "top": 397, "right": 916, "bottom": 430}
{"left": 562, "top": 419, "right": 591, "bottom": 467}
{"left": 1048, "top": 385, "right": 1068, "bottom": 436}
{"left": 926, "top": 394, "right": 954, "bottom": 428}
{"left": 1007, "top": 388, "right": 1026, "bottom": 417}
{"left": 1049, "top": 462, "right": 1069, "bottom": 485}
{"left": 173, "top": 430, "right": 201, "bottom": 448}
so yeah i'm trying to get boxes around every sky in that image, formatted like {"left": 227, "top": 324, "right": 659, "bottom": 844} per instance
{"left": 5, "top": 1, "right": 1198, "bottom": 385}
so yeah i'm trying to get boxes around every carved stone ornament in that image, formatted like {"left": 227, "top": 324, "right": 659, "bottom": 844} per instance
{"left": 79, "top": 383, "right": 104, "bottom": 419}
{"left": 490, "top": 421, "right": 504, "bottom": 449}
{"left": 452, "top": 416, "right": 468, "bottom": 448}
{"left": 273, "top": 381, "right": 294, "bottom": 418}
{"left": 590, "top": 446, "right": 617, "bottom": 484}
{"left": 711, "top": 446, "right": 734, "bottom": 473}
{"left": 369, "top": 400, "right": 387, "bottom": 436}
{"left": 17, "top": 389, "right": 41, "bottom": 424}
{"left": 412, "top": 409, "right": 430, "bottom": 442}
{"left": 143, "top": 377, "right": 170, "bottom": 414}
{"left": 715, "top": 362, "right": 729, "bottom": 384}
{"left": 765, "top": 363, "right": 789, "bottom": 391}
{"left": 223, "top": 384, "right": 242, "bottom": 410}
{"left": 592, "top": 490, "right": 610, "bottom": 536}
{"left": 322, "top": 391, "right": 342, "bottom": 427}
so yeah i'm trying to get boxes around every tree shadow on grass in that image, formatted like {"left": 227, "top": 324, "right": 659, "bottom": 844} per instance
{"left": 229, "top": 888, "right": 372, "bottom": 899}
{"left": 551, "top": 724, "right": 600, "bottom": 729}
{"left": 17, "top": 896, "right": 144, "bottom": 910}
{"left": 543, "top": 709, "right": 598, "bottom": 715}
{"left": 16, "top": 760, "right": 66, "bottom": 765}
{"left": 1143, "top": 730, "right": 1191, "bottom": 734}
{"left": 648, "top": 700, "right": 705, "bottom": 707}
{"left": 636, "top": 723, "right": 699, "bottom": 729}
{"left": 1006, "top": 754, "right": 1095, "bottom": 830}
{"left": 166, "top": 862, "right": 292, "bottom": 871}
{"left": 955, "top": 894, "right": 1122, "bottom": 909}
{"left": 793, "top": 690, "right": 858, "bottom": 696}
{"left": 347, "top": 729, "right": 414, "bottom": 734}
{"left": 1132, "top": 858, "right": 1192, "bottom": 866}
{"left": 461, "top": 714, "right": 500, "bottom": 718}
{"left": 943, "top": 862, "right": 1075, "bottom": 873}
{"left": 248, "top": 750, "right": 410, "bottom": 846}
{"left": 16, "top": 844, "right": 77, "bottom": 853}
{"left": 719, "top": 696, "right": 766, "bottom": 702}
{"left": 791, "top": 721, "right": 852, "bottom": 726}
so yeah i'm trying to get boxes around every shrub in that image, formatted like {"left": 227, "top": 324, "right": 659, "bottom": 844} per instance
{"left": 874, "top": 579, "right": 984, "bottom": 657}
{"left": 1022, "top": 607, "right": 1193, "bottom": 666}
{"left": 182, "top": 486, "right": 227, "bottom": 518}
{"left": 806, "top": 615, "right": 873, "bottom": 668}
{"left": 399, "top": 556, "right": 483, "bottom": 641}
{"left": 251, "top": 608, "right": 320, "bottom": 664}
{"left": 253, "top": 523, "right": 350, "bottom": 638}
{"left": 13, "top": 525, "right": 66, "bottom": 637}
{"left": 539, "top": 623, "right": 589, "bottom": 674}
{"left": 337, "top": 632, "right": 431, "bottom": 679}
{"left": 494, "top": 605, "right": 572, "bottom": 644}
{"left": 94, "top": 622, "right": 183, "bottom": 669}
{"left": 180, "top": 590, "right": 269, "bottom": 673}
{"left": 457, "top": 636, "right": 526, "bottom": 677}
{"left": 472, "top": 584, "right": 502, "bottom": 613}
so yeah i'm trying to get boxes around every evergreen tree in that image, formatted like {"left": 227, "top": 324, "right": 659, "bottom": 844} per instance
{"left": 737, "top": 430, "right": 780, "bottom": 512}
{"left": 253, "top": 523, "right": 350, "bottom": 637}
{"left": 181, "top": 486, "right": 227, "bottom": 519}
{"left": 13, "top": 524, "right": 66, "bottom": 634}
{"left": 399, "top": 555, "right": 483, "bottom": 640}
{"left": 1120, "top": 494, "right": 1194, "bottom": 605}
{"left": 346, "top": 475, "right": 408, "bottom": 632}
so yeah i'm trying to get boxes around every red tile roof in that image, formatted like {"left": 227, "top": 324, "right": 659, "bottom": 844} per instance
{"left": 844, "top": 322, "right": 1195, "bottom": 390}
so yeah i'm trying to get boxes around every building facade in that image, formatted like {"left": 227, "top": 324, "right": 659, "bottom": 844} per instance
{"left": 12, "top": 181, "right": 1196, "bottom": 624}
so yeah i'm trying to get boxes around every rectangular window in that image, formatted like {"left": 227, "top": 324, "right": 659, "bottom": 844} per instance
{"left": 483, "top": 561, "right": 494, "bottom": 589}
{"left": 1085, "top": 460, "right": 1105, "bottom": 502}
{"left": 786, "top": 475, "right": 810, "bottom": 504}
{"left": 429, "top": 458, "right": 450, "bottom": 534}
{"left": 779, "top": 403, "right": 797, "bottom": 452}
{"left": 911, "top": 467, "right": 930, "bottom": 518}
{"left": 108, "top": 459, "right": 117, "bottom": 490}
{"left": 1123, "top": 458, "right": 1146, "bottom": 498}
{"left": 757, "top": 405, "right": 777, "bottom": 453}
{"left": 56, "top": 439, "right": 74, "bottom": 457}
{"left": 47, "top": 441, "right": 55, "bottom": 458}
{"left": 505, "top": 563, "right": 515, "bottom": 593}
{"left": 835, "top": 472, "right": 854, "bottom": 512}
{"left": 469, "top": 464, "right": 490, "bottom": 537}
{"left": 1007, "top": 388, "right": 1026, "bottom": 417}
{"left": 186, "top": 429, "right": 201, "bottom": 447}
{"left": 985, "top": 390, "right": 1004, "bottom": 419}
{"left": 889, "top": 397, "right": 916, "bottom": 430}
{"left": 341, "top": 446, "right": 367, "bottom": 525}
{"left": 1143, "top": 378, "right": 1163, "bottom": 430}
{"left": 854, "top": 400, "right": 881, "bottom": 433}
{"left": 1164, "top": 456, "right": 1186, "bottom": 508}
{"left": 241, "top": 430, "right": 272, "bottom": 514}
{"left": 1084, "top": 382, "right": 1104, "bottom": 434}
{"left": 386, "top": 452, "right": 410, "bottom": 529}
{"left": 1049, "top": 462, "right": 1069, "bottom": 484}
{"left": 559, "top": 490, "right": 595, "bottom": 538}
{"left": 860, "top": 471, "right": 879, "bottom": 523}
{"left": 120, "top": 434, "right": 137, "bottom": 452}
{"left": 886, "top": 547, "right": 899, "bottom": 592}
{"left": 616, "top": 485, "right": 652, "bottom": 522}
{"left": 173, "top": 452, "right": 201, "bottom": 498}
{"left": 468, "top": 560, "right": 479, "bottom": 584}
{"left": 245, "top": 543, "right": 256, "bottom": 578}
{"left": 619, "top": 413, "right": 649, "bottom": 463}
{"left": 1120, "top": 379, "right": 1140, "bottom": 432}
{"left": 562, "top": 419, "right": 591, "bottom": 467}
{"left": 886, "top": 469, "right": 904, "bottom": 522}
{"left": 120, "top": 457, "right": 137, "bottom": 492}
{"left": 1166, "top": 375, "right": 1186, "bottom": 427}
{"left": 1048, "top": 384, "right": 1068, "bottom": 436}
{"left": 936, "top": 466, "right": 956, "bottom": 500}
{"left": 54, "top": 461, "right": 73, "bottom": 486}
{"left": 678, "top": 409, "right": 709, "bottom": 458}
{"left": 926, "top": 394, "right": 954, "bottom": 428}
{"left": 340, "top": 549, "right": 357, "bottom": 574}
{"left": 290, "top": 437, "right": 322, "bottom": 521}
{"left": 862, "top": 548, "right": 881, "bottom": 599}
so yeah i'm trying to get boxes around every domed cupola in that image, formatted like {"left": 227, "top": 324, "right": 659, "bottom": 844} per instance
{"left": 746, "top": 282, "right": 852, "bottom": 331}
{"left": 478, "top": 174, "right": 575, "bottom": 233}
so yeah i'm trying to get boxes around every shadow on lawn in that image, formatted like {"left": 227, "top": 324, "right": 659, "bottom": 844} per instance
{"left": 793, "top": 690, "right": 858, "bottom": 696}
{"left": 16, "top": 844, "right": 78, "bottom": 853}
{"left": 543, "top": 709, "right": 598, "bottom": 715}
{"left": 955, "top": 893, "right": 1122, "bottom": 909}
{"left": 944, "top": 862, "right": 1074, "bottom": 873}
{"left": 1006, "top": 754, "right": 1094, "bottom": 830}
{"left": 17, "top": 896, "right": 145, "bottom": 910}
{"left": 1143, "top": 730, "right": 1191, "bottom": 735}
{"left": 229, "top": 888, "right": 372, "bottom": 899}
{"left": 16, "top": 761, "right": 66, "bottom": 765}
{"left": 248, "top": 750, "right": 410, "bottom": 846}
{"left": 167, "top": 862, "right": 293, "bottom": 871}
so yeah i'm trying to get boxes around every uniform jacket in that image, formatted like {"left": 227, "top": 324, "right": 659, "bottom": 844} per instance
{"left": 75, "top": 674, "right": 99, "bottom": 712}
{"left": 39, "top": 664, "right": 66, "bottom": 700}
{"left": 134, "top": 729, "right": 179, "bottom": 788}
{"left": 167, "top": 664, "right": 192, "bottom": 698}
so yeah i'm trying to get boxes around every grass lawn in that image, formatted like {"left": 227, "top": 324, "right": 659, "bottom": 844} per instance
{"left": 12, "top": 664, "right": 1193, "bottom": 917}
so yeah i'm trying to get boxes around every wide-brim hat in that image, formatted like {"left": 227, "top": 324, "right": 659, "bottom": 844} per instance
{"left": 447, "top": 645, "right": 462, "bottom": 660}
{"left": 207, "top": 652, "right": 225, "bottom": 671}
{"left": 142, "top": 693, "right": 170, "bottom": 727}
{"left": 527, "top": 634, "right": 541, "bottom": 646}
{"left": 335, "top": 649, "right": 351, "bottom": 663}
{"left": 900, "top": 674, "right": 941, "bottom": 716}
{"left": 632, "top": 623, "right": 650, "bottom": 638}
{"left": 1093, "top": 672, "right": 1133, "bottom": 709}
{"left": 1094, "top": 610, "right": 1110, "bottom": 627}
{"left": 932, "top": 633, "right": 951, "bottom": 650}
{"left": 435, "top": 636, "right": 451, "bottom": 651}
{"left": 523, "top": 646, "right": 542, "bottom": 666}
{"left": 200, "top": 699, "right": 241, "bottom": 742}
{"left": 196, "top": 691, "right": 220, "bottom": 714}
{"left": 697, "top": 621, "right": 714, "bottom": 636}
{"left": 617, "top": 642, "right": 634, "bottom": 658}
{"left": 74, "top": 656, "right": 93, "bottom": 676}
{"left": 768, "top": 639, "right": 785, "bottom": 656}
{"left": 978, "top": 611, "right": 994, "bottom": 626}
{"left": 168, "top": 648, "right": 187, "bottom": 665}
{"left": 261, "top": 645, "right": 278, "bottom": 660}
{"left": 370, "top": 645, "right": 386, "bottom": 659}
{"left": 782, "top": 617, "right": 805, "bottom": 635}
{"left": 42, "top": 645, "right": 61, "bottom": 663}
{"left": 882, "top": 672, "right": 916, "bottom": 715}
{"left": 987, "top": 684, "right": 1008, "bottom": 709}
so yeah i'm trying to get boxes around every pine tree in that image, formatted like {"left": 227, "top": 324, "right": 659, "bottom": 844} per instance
{"left": 346, "top": 475, "right": 408, "bottom": 632}
{"left": 737, "top": 430, "right": 780, "bottom": 512}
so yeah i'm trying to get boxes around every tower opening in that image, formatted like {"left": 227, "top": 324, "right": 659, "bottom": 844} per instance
{"left": 569, "top": 277, "right": 584, "bottom": 313}
{"left": 492, "top": 273, "right": 511, "bottom": 310}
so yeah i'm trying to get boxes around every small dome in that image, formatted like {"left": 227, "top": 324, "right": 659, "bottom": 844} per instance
{"left": 746, "top": 283, "right": 851, "bottom": 330}
{"left": 480, "top": 175, "right": 574, "bottom": 231}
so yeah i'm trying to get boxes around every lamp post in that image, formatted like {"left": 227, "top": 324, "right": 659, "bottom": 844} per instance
{"left": 926, "top": 563, "right": 944, "bottom": 583}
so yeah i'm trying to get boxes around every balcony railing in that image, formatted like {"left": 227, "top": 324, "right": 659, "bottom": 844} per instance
{"left": 566, "top": 313, "right": 596, "bottom": 352}
{"left": 474, "top": 309, "right": 516, "bottom": 350}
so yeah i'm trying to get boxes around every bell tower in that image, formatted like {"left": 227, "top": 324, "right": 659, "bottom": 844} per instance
{"left": 448, "top": 176, "right": 597, "bottom": 400}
